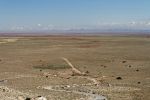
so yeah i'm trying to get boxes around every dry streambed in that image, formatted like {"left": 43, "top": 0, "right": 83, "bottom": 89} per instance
{"left": 0, "top": 70, "right": 143, "bottom": 100}
{"left": 40, "top": 84, "right": 107, "bottom": 100}
{"left": 0, "top": 58, "right": 145, "bottom": 100}
{"left": 0, "top": 72, "right": 108, "bottom": 100}
{"left": 39, "top": 83, "right": 141, "bottom": 100}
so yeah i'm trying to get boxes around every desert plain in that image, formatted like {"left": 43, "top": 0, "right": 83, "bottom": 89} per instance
{"left": 0, "top": 35, "right": 150, "bottom": 100}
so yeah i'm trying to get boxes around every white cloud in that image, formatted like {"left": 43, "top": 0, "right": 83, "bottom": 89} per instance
{"left": 146, "top": 22, "right": 150, "bottom": 26}
{"left": 42, "top": 24, "right": 55, "bottom": 30}
{"left": 37, "top": 24, "right": 42, "bottom": 27}
{"left": 11, "top": 26, "right": 24, "bottom": 30}
{"left": 130, "top": 21, "right": 136, "bottom": 25}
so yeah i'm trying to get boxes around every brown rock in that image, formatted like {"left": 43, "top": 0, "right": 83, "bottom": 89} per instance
{"left": 116, "top": 77, "right": 122, "bottom": 80}
{"left": 122, "top": 61, "right": 127, "bottom": 63}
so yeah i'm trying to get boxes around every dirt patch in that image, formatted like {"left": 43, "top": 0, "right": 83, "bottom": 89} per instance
{"left": 0, "top": 38, "right": 18, "bottom": 44}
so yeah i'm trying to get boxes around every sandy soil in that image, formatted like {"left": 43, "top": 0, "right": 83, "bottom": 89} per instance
{"left": 0, "top": 36, "right": 150, "bottom": 100}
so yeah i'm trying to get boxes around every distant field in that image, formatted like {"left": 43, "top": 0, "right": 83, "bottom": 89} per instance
{"left": 0, "top": 35, "right": 150, "bottom": 100}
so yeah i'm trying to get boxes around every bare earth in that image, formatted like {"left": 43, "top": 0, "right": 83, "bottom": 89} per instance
{"left": 0, "top": 36, "right": 150, "bottom": 100}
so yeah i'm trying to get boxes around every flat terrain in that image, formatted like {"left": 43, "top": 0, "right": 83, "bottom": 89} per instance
{"left": 0, "top": 36, "right": 150, "bottom": 100}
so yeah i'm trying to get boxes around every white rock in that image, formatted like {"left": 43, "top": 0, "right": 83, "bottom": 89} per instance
{"left": 17, "top": 96, "right": 25, "bottom": 100}
{"left": 35, "top": 96, "right": 47, "bottom": 100}
{"left": 66, "top": 85, "right": 71, "bottom": 88}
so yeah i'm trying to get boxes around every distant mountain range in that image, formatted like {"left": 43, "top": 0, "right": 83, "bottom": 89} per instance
{"left": 0, "top": 29, "right": 150, "bottom": 36}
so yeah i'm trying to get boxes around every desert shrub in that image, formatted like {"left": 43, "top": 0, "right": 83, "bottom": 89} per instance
{"left": 33, "top": 63, "right": 70, "bottom": 70}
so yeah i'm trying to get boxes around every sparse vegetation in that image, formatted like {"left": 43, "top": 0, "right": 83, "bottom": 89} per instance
{"left": 33, "top": 63, "right": 70, "bottom": 70}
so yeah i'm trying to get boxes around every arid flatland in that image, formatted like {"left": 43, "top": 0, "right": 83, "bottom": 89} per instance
{"left": 0, "top": 36, "right": 150, "bottom": 100}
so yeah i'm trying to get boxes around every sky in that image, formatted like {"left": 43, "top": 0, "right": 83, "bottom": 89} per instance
{"left": 0, "top": 0, "right": 150, "bottom": 33}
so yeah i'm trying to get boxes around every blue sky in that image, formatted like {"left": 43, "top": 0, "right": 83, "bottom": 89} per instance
{"left": 0, "top": 0, "right": 150, "bottom": 32}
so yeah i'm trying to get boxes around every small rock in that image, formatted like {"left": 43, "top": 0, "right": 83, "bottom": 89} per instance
{"left": 66, "top": 85, "right": 71, "bottom": 88}
{"left": 85, "top": 71, "right": 89, "bottom": 74}
{"left": 122, "top": 61, "right": 127, "bottom": 63}
{"left": 103, "top": 66, "right": 107, "bottom": 68}
{"left": 60, "top": 86, "right": 65, "bottom": 89}
{"left": 137, "top": 82, "right": 141, "bottom": 84}
{"left": 25, "top": 98, "right": 31, "bottom": 100}
{"left": 116, "top": 77, "right": 122, "bottom": 80}
{"left": 35, "top": 96, "right": 47, "bottom": 100}
{"left": 136, "top": 69, "right": 139, "bottom": 72}
{"left": 53, "top": 75, "right": 57, "bottom": 77}
{"left": 101, "top": 65, "right": 107, "bottom": 68}
{"left": 128, "top": 65, "right": 131, "bottom": 68}
{"left": 40, "top": 69, "right": 42, "bottom": 72}
{"left": 2, "top": 89, "right": 5, "bottom": 92}
{"left": 92, "top": 91, "right": 96, "bottom": 94}
{"left": 17, "top": 96, "right": 25, "bottom": 100}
